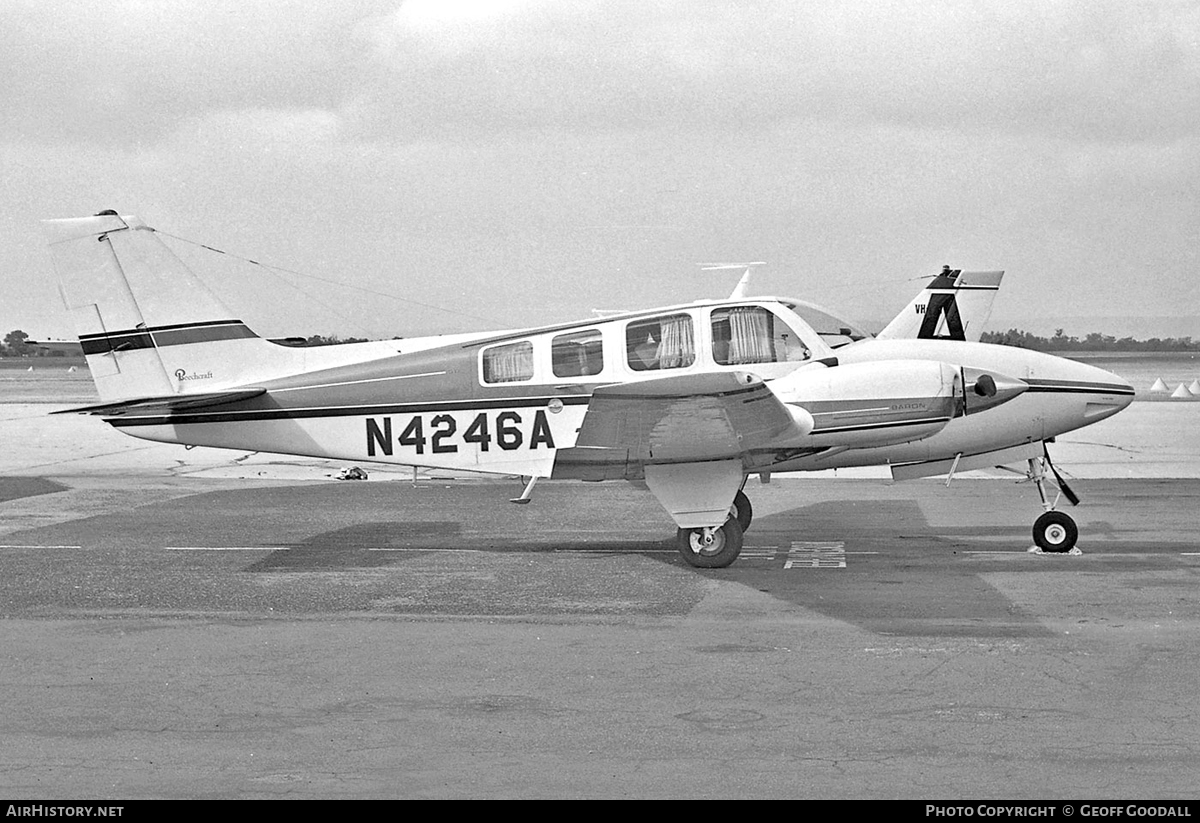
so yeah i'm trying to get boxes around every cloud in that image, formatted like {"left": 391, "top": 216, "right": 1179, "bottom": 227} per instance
{"left": 0, "top": 0, "right": 379, "bottom": 144}
{"left": 342, "top": 0, "right": 1200, "bottom": 143}
{"left": 2, "top": 0, "right": 1198, "bottom": 338}
{"left": 4, "top": 0, "right": 1195, "bottom": 148}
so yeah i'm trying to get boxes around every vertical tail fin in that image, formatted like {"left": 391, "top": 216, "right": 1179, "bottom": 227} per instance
{"left": 43, "top": 212, "right": 310, "bottom": 402}
{"left": 876, "top": 267, "right": 1004, "bottom": 342}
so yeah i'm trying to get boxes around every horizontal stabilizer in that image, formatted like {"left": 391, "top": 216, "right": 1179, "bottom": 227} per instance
{"left": 53, "top": 388, "right": 267, "bottom": 416}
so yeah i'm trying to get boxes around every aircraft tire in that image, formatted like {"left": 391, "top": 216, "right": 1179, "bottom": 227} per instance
{"left": 677, "top": 519, "right": 744, "bottom": 569}
{"left": 731, "top": 490, "right": 753, "bottom": 533}
{"left": 1032, "top": 511, "right": 1077, "bottom": 553}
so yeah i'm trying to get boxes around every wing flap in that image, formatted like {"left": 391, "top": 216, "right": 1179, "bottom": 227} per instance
{"left": 575, "top": 371, "right": 808, "bottom": 463}
{"left": 52, "top": 388, "right": 267, "bottom": 416}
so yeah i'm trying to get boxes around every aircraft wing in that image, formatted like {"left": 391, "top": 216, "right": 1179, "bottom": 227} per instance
{"left": 574, "top": 371, "right": 811, "bottom": 464}
{"left": 52, "top": 388, "right": 267, "bottom": 416}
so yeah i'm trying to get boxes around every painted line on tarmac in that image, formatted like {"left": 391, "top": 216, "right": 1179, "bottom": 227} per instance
{"left": 964, "top": 549, "right": 1200, "bottom": 558}
{"left": 366, "top": 547, "right": 484, "bottom": 553}
{"left": 550, "top": 548, "right": 675, "bottom": 554}
{"left": 0, "top": 544, "right": 82, "bottom": 550}
{"left": 366, "top": 547, "right": 676, "bottom": 554}
{"left": 1072, "top": 551, "right": 1198, "bottom": 558}
{"left": 164, "top": 545, "right": 678, "bottom": 554}
{"left": 164, "top": 546, "right": 290, "bottom": 552}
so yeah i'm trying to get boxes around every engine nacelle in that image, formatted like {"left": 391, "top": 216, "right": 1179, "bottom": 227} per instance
{"left": 769, "top": 359, "right": 1025, "bottom": 450}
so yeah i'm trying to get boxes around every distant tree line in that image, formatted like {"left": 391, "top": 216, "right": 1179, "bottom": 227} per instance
{"left": 298, "top": 334, "right": 371, "bottom": 347}
{"left": 981, "top": 328, "right": 1200, "bottom": 352}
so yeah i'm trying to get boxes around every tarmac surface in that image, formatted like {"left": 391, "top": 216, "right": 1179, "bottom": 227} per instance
{"left": 1, "top": 403, "right": 1199, "bottom": 798}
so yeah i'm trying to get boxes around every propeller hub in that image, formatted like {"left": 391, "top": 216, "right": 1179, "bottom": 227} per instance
{"left": 960, "top": 368, "right": 1027, "bottom": 415}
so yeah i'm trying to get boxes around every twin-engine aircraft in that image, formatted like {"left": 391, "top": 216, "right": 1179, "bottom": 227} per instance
{"left": 43, "top": 212, "right": 1134, "bottom": 567}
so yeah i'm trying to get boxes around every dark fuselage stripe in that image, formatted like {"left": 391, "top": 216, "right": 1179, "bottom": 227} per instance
{"left": 1024, "top": 379, "right": 1134, "bottom": 396}
{"left": 107, "top": 402, "right": 945, "bottom": 437}
{"left": 106, "top": 395, "right": 593, "bottom": 427}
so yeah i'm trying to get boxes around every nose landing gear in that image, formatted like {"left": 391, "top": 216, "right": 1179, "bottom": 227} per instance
{"left": 1026, "top": 446, "right": 1081, "bottom": 553}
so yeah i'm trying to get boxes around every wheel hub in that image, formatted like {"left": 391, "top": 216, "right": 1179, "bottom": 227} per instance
{"left": 1044, "top": 524, "right": 1067, "bottom": 545}
{"left": 688, "top": 527, "right": 722, "bottom": 554}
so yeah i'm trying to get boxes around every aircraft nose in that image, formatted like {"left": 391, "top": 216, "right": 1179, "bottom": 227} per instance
{"left": 1088, "top": 364, "right": 1135, "bottom": 419}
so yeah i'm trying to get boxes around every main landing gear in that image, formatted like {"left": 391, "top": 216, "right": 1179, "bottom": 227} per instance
{"left": 1025, "top": 448, "right": 1081, "bottom": 553}
{"left": 677, "top": 518, "right": 744, "bottom": 569}
{"left": 676, "top": 489, "right": 754, "bottom": 569}
{"left": 730, "top": 489, "right": 753, "bottom": 532}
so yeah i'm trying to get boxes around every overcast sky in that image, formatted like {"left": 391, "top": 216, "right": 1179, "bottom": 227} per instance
{"left": 2, "top": 0, "right": 1198, "bottom": 342}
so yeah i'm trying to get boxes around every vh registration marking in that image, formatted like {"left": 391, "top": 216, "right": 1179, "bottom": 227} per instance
{"left": 366, "top": 410, "right": 556, "bottom": 457}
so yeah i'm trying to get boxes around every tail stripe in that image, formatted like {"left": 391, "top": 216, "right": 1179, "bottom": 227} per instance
{"left": 79, "top": 330, "right": 154, "bottom": 355}
{"left": 79, "top": 320, "right": 257, "bottom": 355}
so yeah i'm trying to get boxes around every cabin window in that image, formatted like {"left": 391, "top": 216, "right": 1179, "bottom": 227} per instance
{"left": 626, "top": 314, "right": 695, "bottom": 371}
{"left": 481, "top": 340, "right": 534, "bottom": 383}
{"left": 552, "top": 329, "right": 604, "bottom": 378}
{"left": 711, "top": 306, "right": 810, "bottom": 365}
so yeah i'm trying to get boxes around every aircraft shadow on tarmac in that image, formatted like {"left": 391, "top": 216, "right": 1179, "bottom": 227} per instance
{"left": 0, "top": 477, "right": 70, "bottom": 504}
{"left": 223, "top": 484, "right": 1052, "bottom": 637}
{"left": 243, "top": 520, "right": 678, "bottom": 571}
{"left": 4, "top": 479, "right": 1054, "bottom": 635}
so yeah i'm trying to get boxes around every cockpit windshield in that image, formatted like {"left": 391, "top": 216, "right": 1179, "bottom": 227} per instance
{"left": 711, "top": 306, "right": 811, "bottom": 365}
{"left": 786, "top": 301, "right": 873, "bottom": 349}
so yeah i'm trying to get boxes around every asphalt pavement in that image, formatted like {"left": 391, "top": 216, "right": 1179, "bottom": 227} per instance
{"left": 1, "top": 470, "right": 1198, "bottom": 799}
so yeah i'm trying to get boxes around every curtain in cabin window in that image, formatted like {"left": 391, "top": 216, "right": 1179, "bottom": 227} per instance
{"left": 656, "top": 315, "right": 695, "bottom": 369}
{"left": 727, "top": 307, "right": 774, "bottom": 364}
{"left": 483, "top": 341, "right": 534, "bottom": 382}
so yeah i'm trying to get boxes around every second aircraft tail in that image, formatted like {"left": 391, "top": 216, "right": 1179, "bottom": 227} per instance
{"left": 876, "top": 267, "right": 1004, "bottom": 342}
